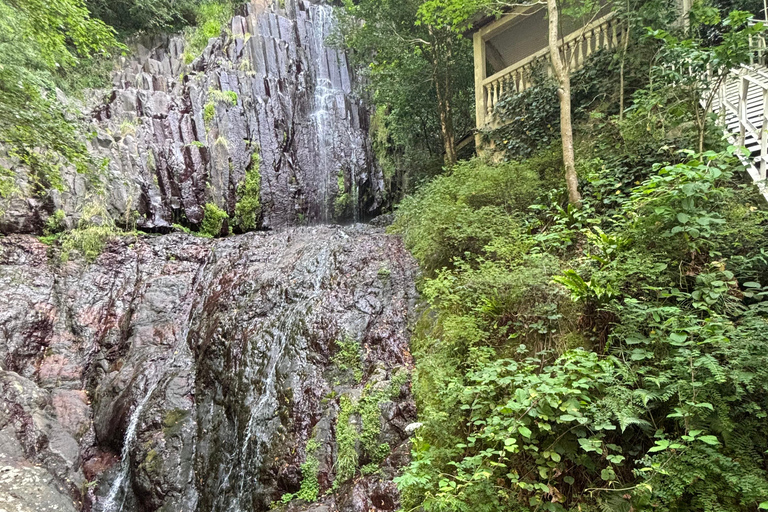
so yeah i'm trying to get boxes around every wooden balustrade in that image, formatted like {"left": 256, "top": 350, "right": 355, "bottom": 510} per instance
{"left": 480, "top": 12, "right": 622, "bottom": 123}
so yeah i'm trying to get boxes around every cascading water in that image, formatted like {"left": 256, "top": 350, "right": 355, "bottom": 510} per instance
{"left": 101, "top": 258, "right": 212, "bottom": 512}
{"left": 211, "top": 244, "right": 335, "bottom": 512}
{"left": 102, "top": 379, "right": 160, "bottom": 511}
{"left": 310, "top": 4, "right": 360, "bottom": 222}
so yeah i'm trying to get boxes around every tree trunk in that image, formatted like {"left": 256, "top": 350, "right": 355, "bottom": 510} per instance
{"left": 437, "top": 83, "right": 457, "bottom": 166}
{"left": 429, "top": 28, "right": 457, "bottom": 166}
{"left": 547, "top": 0, "right": 581, "bottom": 205}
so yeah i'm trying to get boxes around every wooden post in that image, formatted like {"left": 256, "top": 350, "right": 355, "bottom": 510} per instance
{"left": 739, "top": 75, "right": 749, "bottom": 147}
{"left": 473, "top": 32, "right": 487, "bottom": 132}
{"left": 761, "top": 88, "right": 768, "bottom": 181}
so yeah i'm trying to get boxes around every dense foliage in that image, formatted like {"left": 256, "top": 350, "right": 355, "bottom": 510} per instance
{"left": 390, "top": 4, "right": 768, "bottom": 510}
{"left": 0, "top": 0, "right": 119, "bottom": 198}
{"left": 335, "top": 0, "right": 475, "bottom": 201}
{"left": 392, "top": 147, "right": 768, "bottom": 512}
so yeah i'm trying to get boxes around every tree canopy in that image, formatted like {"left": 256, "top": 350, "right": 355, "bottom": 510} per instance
{"left": 0, "top": 0, "right": 119, "bottom": 196}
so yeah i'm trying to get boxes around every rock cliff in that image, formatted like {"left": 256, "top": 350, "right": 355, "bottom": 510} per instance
{"left": 0, "top": 0, "right": 384, "bottom": 234}
{"left": 0, "top": 3, "right": 417, "bottom": 511}
{"left": 0, "top": 225, "right": 417, "bottom": 511}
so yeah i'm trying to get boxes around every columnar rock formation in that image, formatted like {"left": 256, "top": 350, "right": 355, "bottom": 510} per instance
{"left": 0, "top": 0, "right": 384, "bottom": 233}
{"left": 0, "top": 2, "right": 417, "bottom": 511}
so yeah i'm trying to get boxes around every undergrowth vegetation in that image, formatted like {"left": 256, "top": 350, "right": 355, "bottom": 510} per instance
{"left": 390, "top": 6, "right": 768, "bottom": 510}
{"left": 393, "top": 145, "right": 768, "bottom": 512}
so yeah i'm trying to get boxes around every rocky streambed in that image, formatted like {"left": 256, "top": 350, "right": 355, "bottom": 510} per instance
{"left": 0, "top": 225, "right": 418, "bottom": 511}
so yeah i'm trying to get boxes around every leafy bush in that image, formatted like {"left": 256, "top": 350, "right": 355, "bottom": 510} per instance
{"left": 199, "top": 202, "right": 228, "bottom": 237}
{"left": 279, "top": 438, "right": 321, "bottom": 504}
{"left": 390, "top": 157, "right": 557, "bottom": 274}
{"left": 60, "top": 202, "right": 122, "bottom": 262}
{"left": 333, "top": 395, "right": 358, "bottom": 488}
{"left": 182, "top": 1, "right": 234, "bottom": 62}
{"left": 233, "top": 152, "right": 261, "bottom": 232}
{"left": 331, "top": 336, "right": 363, "bottom": 384}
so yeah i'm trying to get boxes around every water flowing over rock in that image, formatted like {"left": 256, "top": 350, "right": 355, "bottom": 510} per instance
{"left": 0, "top": 0, "right": 384, "bottom": 233}
{"left": 0, "top": 225, "right": 418, "bottom": 511}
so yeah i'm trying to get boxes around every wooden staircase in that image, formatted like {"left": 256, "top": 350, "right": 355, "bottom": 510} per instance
{"left": 712, "top": 64, "right": 768, "bottom": 195}
{"left": 707, "top": 24, "right": 768, "bottom": 197}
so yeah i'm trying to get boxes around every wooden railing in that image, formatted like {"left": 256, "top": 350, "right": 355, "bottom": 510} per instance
{"left": 718, "top": 65, "right": 768, "bottom": 185}
{"left": 480, "top": 12, "right": 623, "bottom": 123}
{"left": 672, "top": 20, "right": 768, "bottom": 189}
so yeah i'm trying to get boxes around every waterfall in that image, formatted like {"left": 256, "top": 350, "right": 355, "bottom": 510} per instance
{"left": 102, "top": 379, "right": 160, "bottom": 511}
{"left": 310, "top": 4, "right": 349, "bottom": 222}
{"left": 101, "top": 258, "right": 211, "bottom": 511}
{"left": 222, "top": 243, "right": 335, "bottom": 512}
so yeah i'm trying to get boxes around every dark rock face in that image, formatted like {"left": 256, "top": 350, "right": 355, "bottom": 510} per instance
{"left": 0, "top": 226, "right": 417, "bottom": 511}
{"left": 0, "top": 0, "right": 383, "bottom": 233}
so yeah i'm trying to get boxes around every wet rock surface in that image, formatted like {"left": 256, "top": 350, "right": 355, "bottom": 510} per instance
{"left": 0, "top": 225, "right": 417, "bottom": 511}
{"left": 0, "top": 0, "right": 383, "bottom": 234}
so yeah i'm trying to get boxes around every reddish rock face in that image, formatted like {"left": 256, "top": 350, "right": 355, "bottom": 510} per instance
{"left": 0, "top": 224, "right": 418, "bottom": 512}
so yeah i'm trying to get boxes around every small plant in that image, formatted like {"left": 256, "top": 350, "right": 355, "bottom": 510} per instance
{"left": 377, "top": 266, "right": 391, "bottom": 279}
{"left": 60, "top": 202, "right": 121, "bottom": 263}
{"left": 203, "top": 102, "right": 215, "bottom": 125}
{"left": 234, "top": 152, "right": 261, "bottom": 231}
{"left": 199, "top": 202, "right": 228, "bottom": 237}
{"left": 44, "top": 209, "right": 66, "bottom": 235}
{"left": 119, "top": 119, "right": 138, "bottom": 137}
{"left": 186, "top": 140, "right": 206, "bottom": 149}
{"left": 331, "top": 336, "right": 363, "bottom": 383}
{"left": 172, "top": 223, "right": 193, "bottom": 234}
{"left": 357, "top": 388, "right": 390, "bottom": 464}
{"left": 334, "top": 169, "right": 351, "bottom": 219}
{"left": 333, "top": 395, "right": 358, "bottom": 489}
{"left": 208, "top": 88, "right": 238, "bottom": 106}
{"left": 281, "top": 438, "right": 321, "bottom": 503}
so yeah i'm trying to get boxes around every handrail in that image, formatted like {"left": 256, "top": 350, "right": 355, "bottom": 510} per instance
{"left": 479, "top": 12, "right": 622, "bottom": 124}
{"left": 668, "top": 24, "right": 768, "bottom": 193}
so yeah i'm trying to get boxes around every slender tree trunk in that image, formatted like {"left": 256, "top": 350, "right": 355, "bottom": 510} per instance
{"left": 547, "top": 0, "right": 581, "bottom": 205}
{"left": 619, "top": 22, "right": 630, "bottom": 121}
{"left": 429, "top": 28, "right": 457, "bottom": 166}
{"left": 434, "top": 68, "right": 457, "bottom": 165}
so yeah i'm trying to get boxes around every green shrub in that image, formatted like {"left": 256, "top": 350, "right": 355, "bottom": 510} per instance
{"left": 183, "top": 1, "right": 234, "bottom": 62}
{"left": 279, "top": 438, "right": 321, "bottom": 504}
{"left": 333, "top": 395, "right": 358, "bottom": 488}
{"left": 390, "top": 157, "right": 554, "bottom": 274}
{"left": 203, "top": 102, "right": 215, "bottom": 125}
{"left": 233, "top": 152, "right": 261, "bottom": 231}
{"left": 208, "top": 88, "right": 238, "bottom": 106}
{"left": 334, "top": 170, "right": 351, "bottom": 220}
{"left": 60, "top": 203, "right": 121, "bottom": 262}
{"left": 199, "top": 202, "right": 228, "bottom": 237}
{"left": 393, "top": 141, "right": 768, "bottom": 512}
{"left": 44, "top": 209, "right": 66, "bottom": 235}
{"left": 331, "top": 336, "right": 363, "bottom": 384}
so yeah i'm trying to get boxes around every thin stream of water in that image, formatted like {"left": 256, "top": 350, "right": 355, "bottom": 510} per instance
{"left": 102, "top": 258, "right": 211, "bottom": 511}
